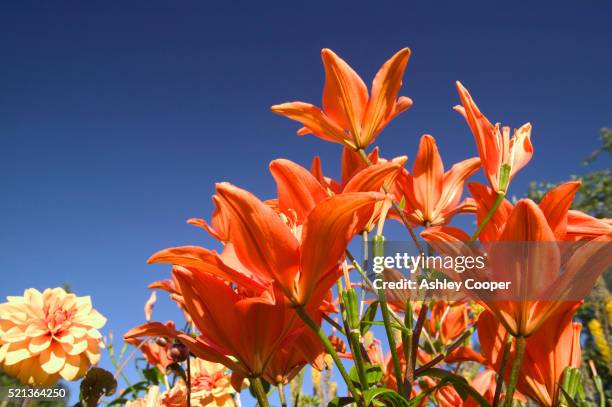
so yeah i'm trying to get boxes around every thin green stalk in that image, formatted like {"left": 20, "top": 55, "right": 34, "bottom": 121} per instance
{"left": 339, "top": 284, "right": 370, "bottom": 391}
{"left": 411, "top": 299, "right": 429, "bottom": 372}
{"left": 471, "top": 192, "right": 505, "bottom": 241}
{"left": 492, "top": 334, "right": 512, "bottom": 407}
{"left": 250, "top": 377, "right": 271, "bottom": 407}
{"left": 503, "top": 336, "right": 526, "bottom": 407}
{"left": 277, "top": 384, "right": 287, "bottom": 407}
{"left": 372, "top": 235, "right": 405, "bottom": 396}
{"left": 295, "top": 306, "right": 363, "bottom": 404}
{"left": 402, "top": 301, "right": 414, "bottom": 394}
{"left": 378, "top": 287, "right": 405, "bottom": 396}
{"left": 186, "top": 356, "right": 192, "bottom": 407}
{"left": 414, "top": 328, "right": 473, "bottom": 375}
{"left": 349, "top": 329, "right": 369, "bottom": 391}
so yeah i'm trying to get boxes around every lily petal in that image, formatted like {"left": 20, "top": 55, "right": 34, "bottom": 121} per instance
{"left": 270, "top": 159, "right": 328, "bottom": 222}
{"left": 299, "top": 192, "right": 383, "bottom": 305}
{"left": 361, "top": 48, "right": 411, "bottom": 146}
{"left": 216, "top": 183, "right": 300, "bottom": 298}
{"left": 271, "top": 102, "right": 352, "bottom": 147}
{"left": 321, "top": 48, "right": 368, "bottom": 142}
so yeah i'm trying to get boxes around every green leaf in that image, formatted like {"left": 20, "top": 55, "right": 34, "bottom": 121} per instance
{"left": 407, "top": 380, "right": 448, "bottom": 406}
{"left": 143, "top": 367, "right": 162, "bottom": 385}
{"left": 360, "top": 301, "right": 379, "bottom": 335}
{"left": 327, "top": 396, "right": 355, "bottom": 406}
{"left": 350, "top": 363, "right": 384, "bottom": 388}
{"left": 363, "top": 388, "right": 410, "bottom": 407}
{"left": 398, "top": 195, "right": 406, "bottom": 211}
{"left": 79, "top": 367, "right": 117, "bottom": 407}
{"left": 418, "top": 368, "right": 491, "bottom": 407}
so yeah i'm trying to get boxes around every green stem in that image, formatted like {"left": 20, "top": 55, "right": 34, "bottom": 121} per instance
{"left": 349, "top": 329, "right": 369, "bottom": 391}
{"left": 414, "top": 328, "right": 473, "bottom": 375}
{"left": 503, "top": 336, "right": 526, "bottom": 407}
{"left": 471, "top": 192, "right": 505, "bottom": 241}
{"left": 250, "top": 377, "right": 271, "bottom": 407}
{"left": 277, "top": 384, "right": 287, "bottom": 407}
{"left": 379, "top": 288, "right": 405, "bottom": 395}
{"left": 339, "top": 284, "right": 369, "bottom": 391}
{"left": 402, "top": 301, "right": 414, "bottom": 394}
{"left": 492, "top": 334, "right": 512, "bottom": 407}
{"left": 186, "top": 356, "right": 192, "bottom": 407}
{"left": 295, "top": 306, "right": 363, "bottom": 404}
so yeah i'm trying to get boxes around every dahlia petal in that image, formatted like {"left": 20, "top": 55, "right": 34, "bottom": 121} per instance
{"left": 85, "top": 339, "right": 101, "bottom": 365}
{"left": 86, "top": 309, "right": 107, "bottom": 329}
{"left": 59, "top": 354, "right": 83, "bottom": 381}
{"left": 39, "top": 344, "right": 66, "bottom": 374}
{"left": 87, "top": 328, "right": 102, "bottom": 339}
{"left": 66, "top": 338, "right": 88, "bottom": 356}
{"left": 4, "top": 341, "right": 32, "bottom": 365}
{"left": 1, "top": 326, "right": 27, "bottom": 343}
{"left": 24, "top": 322, "right": 48, "bottom": 337}
{"left": 28, "top": 334, "right": 52, "bottom": 354}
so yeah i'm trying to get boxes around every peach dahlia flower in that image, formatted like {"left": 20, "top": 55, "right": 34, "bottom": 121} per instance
{"left": 0, "top": 287, "right": 106, "bottom": 386}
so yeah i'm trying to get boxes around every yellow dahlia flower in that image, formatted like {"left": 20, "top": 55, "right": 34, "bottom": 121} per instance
{"left": 0, "top": 287, "right": 106, "bottom": 386}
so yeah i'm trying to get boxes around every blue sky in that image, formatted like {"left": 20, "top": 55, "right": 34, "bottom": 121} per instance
{"left": 1, "top": 1, "right": 611, "bottom": 405}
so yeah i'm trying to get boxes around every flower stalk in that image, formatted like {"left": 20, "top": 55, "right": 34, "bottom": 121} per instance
{"left": 250, "top": 377, "right": 271, "bottom": 407}
{"left": 470, "top": 191, "right": 505, "bottom": 241}
{"left": 503, "top": 336, "right": 526, "bottom": 407}
{"left": 294, "top": 306, "right": 363, "bottom": 405}
{"left": 372, "top": 235, "right": 406, "bottom": 396}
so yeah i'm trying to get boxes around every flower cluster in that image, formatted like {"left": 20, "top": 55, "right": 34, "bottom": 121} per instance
{"left": 2, "top": 46, "right": 610, "bottom": 407}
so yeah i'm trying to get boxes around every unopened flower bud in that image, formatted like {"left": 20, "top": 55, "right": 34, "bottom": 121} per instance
{"left": 155, "top": 337, "right": 168, "bottom": 347}
{"left": 168, "top": 342, "right": 189, "bottom": 362}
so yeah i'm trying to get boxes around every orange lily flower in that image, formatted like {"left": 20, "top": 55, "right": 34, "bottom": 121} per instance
{"left": 215, "top": 183, "right": 383, "bottom": 305}
{"left": 186, "top": 194, "right": 230, "bottom": 243}
{"left": 125, "top": 334, "right": 174, "bottom": 374}
{"left": 454, "top": 82, "right": 533, "bottom": 193}
{"left": 476, "top": 304, "right": 582, "bottom": 407}
{"left": 311, "top": 147, "right": 398, "bottom": 195}
{"left": 425, "top": 301, "right": 472, "bottom": 346}
{"left": 272, "top": 48, "right": 412, "bottom": 150}
{"left": 518, "top": 304, "right": 582, "bottom": 407}
{"left": 469, "top": 181, "right": 612, "bottom": 241}
{"left": 396, "top": 134, "right": 480, "bottom": 227}
{"left": 150, "top": 182, "right": 382, "bottom": 306}
{"left": 422, "top": 199, "right": 611, "bottom": 337}
{"left": 125, "top": 269, "right": 309, "bottom": 390}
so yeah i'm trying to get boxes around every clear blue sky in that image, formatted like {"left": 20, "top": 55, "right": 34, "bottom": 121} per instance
{"left": 1, "top": 1, "right": 611, "bottom": 405}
